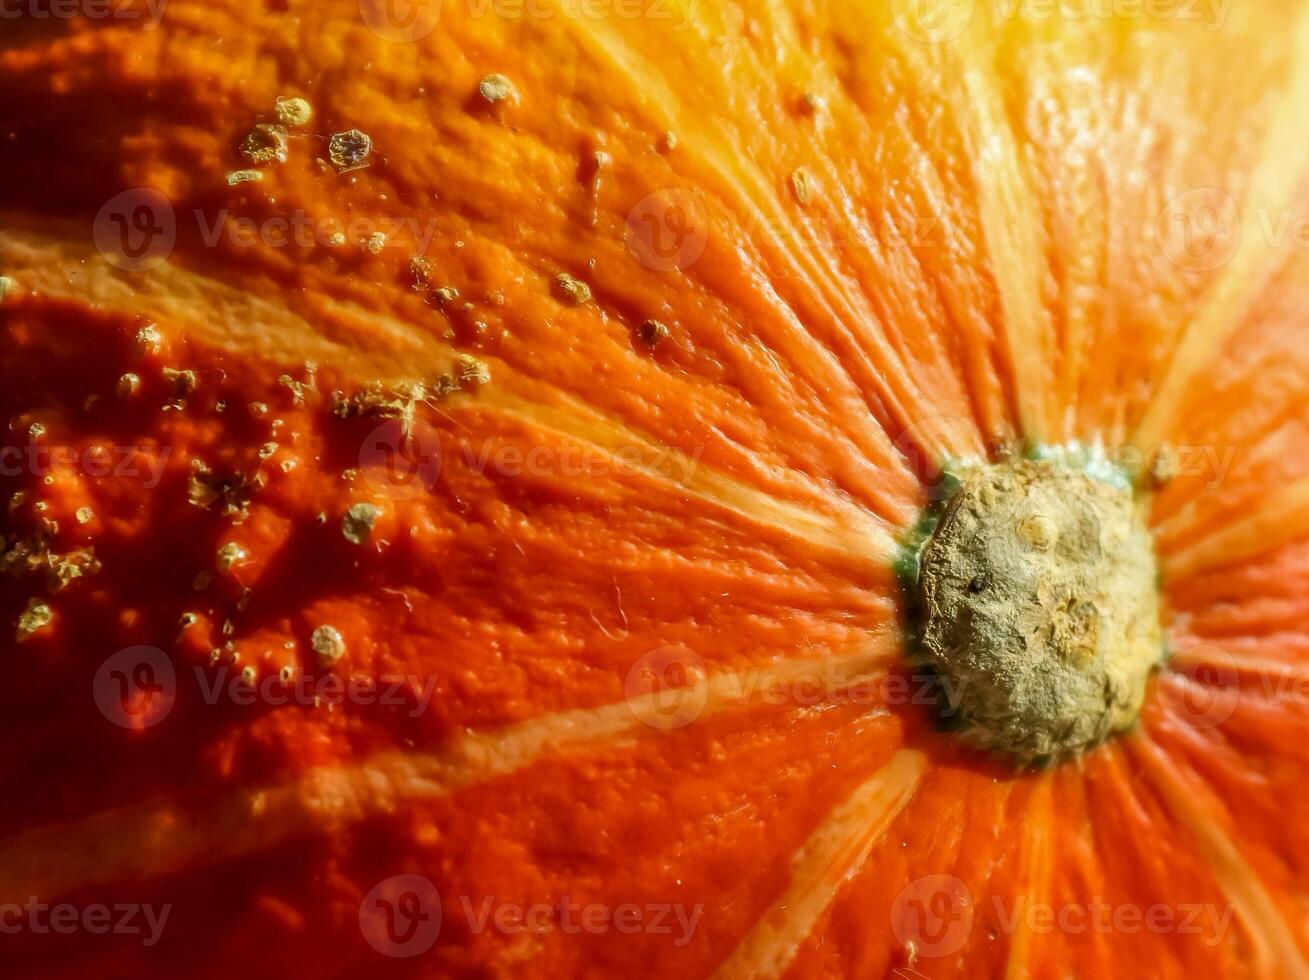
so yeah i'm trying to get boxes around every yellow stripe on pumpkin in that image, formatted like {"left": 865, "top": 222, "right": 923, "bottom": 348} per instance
{"left": 1131, "top": 6, "right": 1309, "bottom": 456}
{"left": 710, "top": 748, "right": 928, "bottom": 980}
{"left": 1130, "top": 732, "right": 1309, "bottom": 979}
{"left": 0, "top": 644, "right": 898, "bottom": 906}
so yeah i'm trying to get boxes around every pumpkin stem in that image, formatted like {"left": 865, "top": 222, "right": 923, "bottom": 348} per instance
{"left": 903, "top": 453, "right": 1164, "bottom": 765}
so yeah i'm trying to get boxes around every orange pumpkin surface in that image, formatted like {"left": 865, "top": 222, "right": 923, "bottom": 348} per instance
{"left": 2, "top": 1, "right": 1309, "bottom": 977}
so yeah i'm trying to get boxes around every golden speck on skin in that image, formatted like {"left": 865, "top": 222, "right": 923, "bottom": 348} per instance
{"left": 363, "top": 232, "right": 387, "bottom": 254}
{"left": 455, "top": 353, "right": 491, "bottom": 387}
{"left": 117, "top": 373, "right": 141, "bottom": 399}
{"left": 478, "top": 73, "right": 515, "bottom": 104}
{"left": 342, "top": 502, "right": 381, "bottom": 545}
{"left": 432, "top": 285, "right": 459, "bottom": 307}
{"left": 163, "top": 367, "right": 197, "bottom": 402}
{"left": 790, "top": 168, "right": 812, "bottom": 206}
{"left": 279, "top": 663, "right": 296, "bottom": 684}
{"left": 28, "top": 422, "right": 45, "bottom": 438}
{"left": 75, "top": 507, "right": 93, "bottom": 525}
{"left": 553, "top": 273, "right": 592, "bottom": 306}
{"left": 311, "top": 624, "right": 346, "bottom": 666}
{"left": 249, "top": 402, "right": 269, "bottom": 418}
{"left": 410, "top": 255, "right": 434, "bottom": 291}
{"left": 327, "top": 231, "right": 346, "bottom": 247}
{"left": 275, "top": 96, "right": 313, "bottom": 128}
{"left": 135, "top": 324, "right": 162, "bottom": 356}
{"left": 16, "top": 599, "right": 52, "bottom": 642}
{"left": 240, "top": 665, "right": 257, "bottom": 686}
{"left": 240, "top": 124, "right": 289, "bottom": 165}
{"left": 637, "top": 319, "right": 670, "bottom": 347}
{"left": 328, "top": 130, "right": 372, "bottom": 171}
{"left": 179, "top": 612, "right": 198, "bottom": 630}
{"left": 659, "top": 130, "right": 678, "bottom": 152}
{"left": 216, "top": 541, "right": 247, "bottom": 573}
{"left": 49, "top": 548, "right": 101, "bottom": 592}
{"left": 278, "top": 374, "right": 309, "bottom": 405}
{"left": 226, "top": 169, "right": 265, "bottom": 186}
{"left": 258, "top": 442, "right": 278, "bottom": 460}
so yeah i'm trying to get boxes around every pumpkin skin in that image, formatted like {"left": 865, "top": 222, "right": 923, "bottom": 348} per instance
{"left": 3, "top": 0, "right": 1309, "bottom": 976}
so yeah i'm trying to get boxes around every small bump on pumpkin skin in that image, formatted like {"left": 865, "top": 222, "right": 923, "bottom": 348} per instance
{"left": 553, "top": 273, "right": 592, "bottom": 306}
{"left": 134, "top": 324, "right": 163, "bottom": 357}
{"left": 240, "top": 123, "right": 289, "bottom": 165}
{"left": 226, "top": 169, "right": 264, "bottom": 186}
{"left": 311, "top": 625, "right": 346, "bottom": 667}
{"left": 341, "top": 502, "right": 380, "bottom": 545}
{"left": 477, "top": 73, "right": 515, "bottom": 105}
{"left": 904, "top": 454, "right": 1164, "bottom": 765}
{"left": 790, "top": 168, "right": 812, "bottom": 205}
{"left": 216, "top": 541, "right": 247, "bottom": 573}
{"left": 637, "top": 319, "right": 670, "bottom": 347}
{"left": 16, "top": 598, "right": 52, "bottom": 642}
{"left": 327, "top": 129, "right": 372, "bottom": 172}
{"left": 274, "top": 96, "right": 313, "bottom": 128}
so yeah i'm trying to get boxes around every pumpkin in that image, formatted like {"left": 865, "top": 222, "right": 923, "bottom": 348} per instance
{"left": 2, "top": 0, "right": 1308, "bottom": 976}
